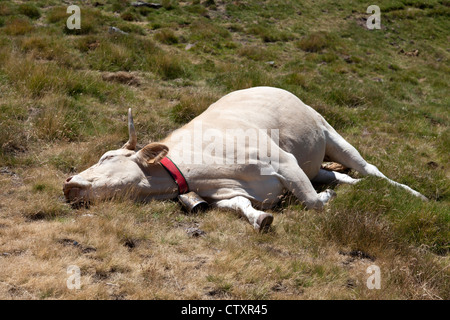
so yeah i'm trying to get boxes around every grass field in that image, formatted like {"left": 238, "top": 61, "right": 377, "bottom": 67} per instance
{"left": 0, "top": 0, "right": 448, "bottom": 299}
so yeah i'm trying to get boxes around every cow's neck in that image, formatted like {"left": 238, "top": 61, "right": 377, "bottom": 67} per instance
{"left": 141, "top": 164, "right": 179, "bottom": 200}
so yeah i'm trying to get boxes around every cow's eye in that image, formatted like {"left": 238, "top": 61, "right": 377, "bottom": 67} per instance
{"left": 100, "top": 155, "right": 114, "bottom": 162}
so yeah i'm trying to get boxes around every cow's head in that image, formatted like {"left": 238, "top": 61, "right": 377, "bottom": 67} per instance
{"left": 63, "top": 109, "right": 176, "bottom": 206}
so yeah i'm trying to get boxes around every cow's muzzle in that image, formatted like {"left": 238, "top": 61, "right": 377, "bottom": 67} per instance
{"left": 63, "top": 175, "right": 91, "bottom": 208}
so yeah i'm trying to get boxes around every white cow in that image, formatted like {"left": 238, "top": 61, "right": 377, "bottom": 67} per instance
{"left": 63, "top": 87, "right": 427, "bottom": 230}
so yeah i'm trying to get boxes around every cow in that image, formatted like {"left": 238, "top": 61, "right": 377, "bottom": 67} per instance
{"left": 63, "top": 87, "right": 427, "bottom": 231}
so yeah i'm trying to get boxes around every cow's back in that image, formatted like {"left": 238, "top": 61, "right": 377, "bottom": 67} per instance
{"left": 164, "top": 87, "right": 327, "bottom": 179}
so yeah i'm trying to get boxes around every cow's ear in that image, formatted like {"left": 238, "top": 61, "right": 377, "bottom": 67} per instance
{"left": 136, "top": 143, "right": 169, "bottom": 165}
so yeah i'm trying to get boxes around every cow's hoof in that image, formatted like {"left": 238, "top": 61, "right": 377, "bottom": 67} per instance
{"left": 417, "top": 193, "right": 429, "bottom": 201}
{"left": 326, "top": 189, "right": 337, "bottom": 199}
{"left": 256, "top": 213, "right": 273, "bottom": 232}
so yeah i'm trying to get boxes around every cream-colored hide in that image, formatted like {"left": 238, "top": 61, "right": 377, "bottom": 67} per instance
{"left": 63, "top": 87, "right": 427, "bottom": 231}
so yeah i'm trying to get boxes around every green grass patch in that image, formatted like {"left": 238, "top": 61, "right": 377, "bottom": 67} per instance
{"left": 317, "top": 177, "right": 449, "bottom": 255}
{"left": 154, "top": 28, "right": 179, "bottom": 44}
{"left": 3, "top": 16, "right": 34, "bottom": 35}
{"left": 238, "top": 45, "right": 276, "bottom": 62}
{"left": 212, "top": 64, "right": 275, "bottom": 91}
{"left": 246, "top": 23, "right": 294, "bottom": 43}
{"left": 0, "top": 2, "right": 14, "bottom": 16}
{"left": 18, "top": 3, "right": 41, "bottom": 20}
{"left": 169, "top": 91, "right": 219, "bottom": 124}
{"left": 0, "top": 104, "right": 29, "bottom": 155}
{"left": 296, "top": 31, "right": 336, "bottom": 53}
{"left": 189, "top": 19, "right": 231, "bottom": 43}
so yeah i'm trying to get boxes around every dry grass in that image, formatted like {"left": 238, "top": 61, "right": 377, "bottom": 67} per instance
{"left": 1, "top": 176, "right": 446, "bottom": 299}
{"left": 3, "top": 17, "right": 34, "bottom": 35}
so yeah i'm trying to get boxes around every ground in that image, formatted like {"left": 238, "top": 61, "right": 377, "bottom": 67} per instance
{"left": 0, "top": 0, "right": 448, "bottom": 299}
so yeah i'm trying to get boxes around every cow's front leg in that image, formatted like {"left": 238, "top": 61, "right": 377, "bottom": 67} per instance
{"left": 214, "top": 196, "right": 273, "bottom": 231}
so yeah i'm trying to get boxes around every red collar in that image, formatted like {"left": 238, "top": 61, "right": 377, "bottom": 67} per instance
{"left": 160, "top": 157, "right": 189, "bottom": 194}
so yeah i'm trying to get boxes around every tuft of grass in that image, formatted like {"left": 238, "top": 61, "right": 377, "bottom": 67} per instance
{"left": 212, "top": 64, "right": 275, "bottom": 91}
{"left": 238, "top": 45, "right": 275, "bottom": 62}
{"left": 152, "top": 53, "right": 191, "bottom": 80}
{"left": 154, "top": 29, "right": 179, "bottom": 45}
{"left": 312, "top": 104, "right": 357, "bottom": 130}
{"left": 18, "top": 3, "right": 41, "bottom": 20}
{"left": 280, "top": 73, "right": 308, "bottom": 89}
{"left": 121, "top": 9, "right": 140, "bottom": 22}
{"left": 115, "top": 22, "right": 146, "bottom": 35}
{"left": 47, "top": 6, "right": 69, "bottom": 24}
{"left": 19, "top": 35, "right": 82, "bottom": 68}
{"left": 0, "top": 2, "right": 14, "bottom": 16}
{"left": 247, "top": 24, "right": 294, "bottom": 43}
{"left": 33, "top": 95, "right": 92, "bottom": 142}
{"left": 49, "top": 151, "right": 79, "bottom": 174}
{"left": 3, "top": 17, "right": 34, "bottom": 35}
{"left": 189, "top": 19, "right": 231, "bottom": 43}
{"left": 169, "top": 91, "right": 219, "bottom": 124}
{"left": 32, "top": 183, "right": 50, "bottom": 193}
{"left": 326, "top": 83, "right": 367, "bottom": 108}
{"left": 296, "top": 31, "right": 335, "bottom": 53}
{"left": 186, "top": 3, "right": 209, "bottom": 16}
{"left": 0, "top": 103, "right": 29, "bottom": 155}
{"left": 86, "top": 34, "right": 159, "bottom": 72}
{"left": 161, "top": 0, "right": 178, "bottom": 10}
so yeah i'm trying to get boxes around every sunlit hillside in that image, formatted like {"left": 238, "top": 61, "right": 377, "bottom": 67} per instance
{"left": 0, "top": 0, "right": 448, "bottom": 299}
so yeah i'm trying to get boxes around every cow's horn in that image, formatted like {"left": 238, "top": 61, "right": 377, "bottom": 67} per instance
{"left": 122, "top": 108, "right": 137, "bottom": 150}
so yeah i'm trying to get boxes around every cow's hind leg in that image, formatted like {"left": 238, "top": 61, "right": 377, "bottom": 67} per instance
{"left": 312, "top": 168, "right": 361, "bottom": 186}
{"left": 214, "top": 196, "right": 273, "bottom": 231}
{"left": 323, "top": 125, "right": 427, "bottom": 200}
